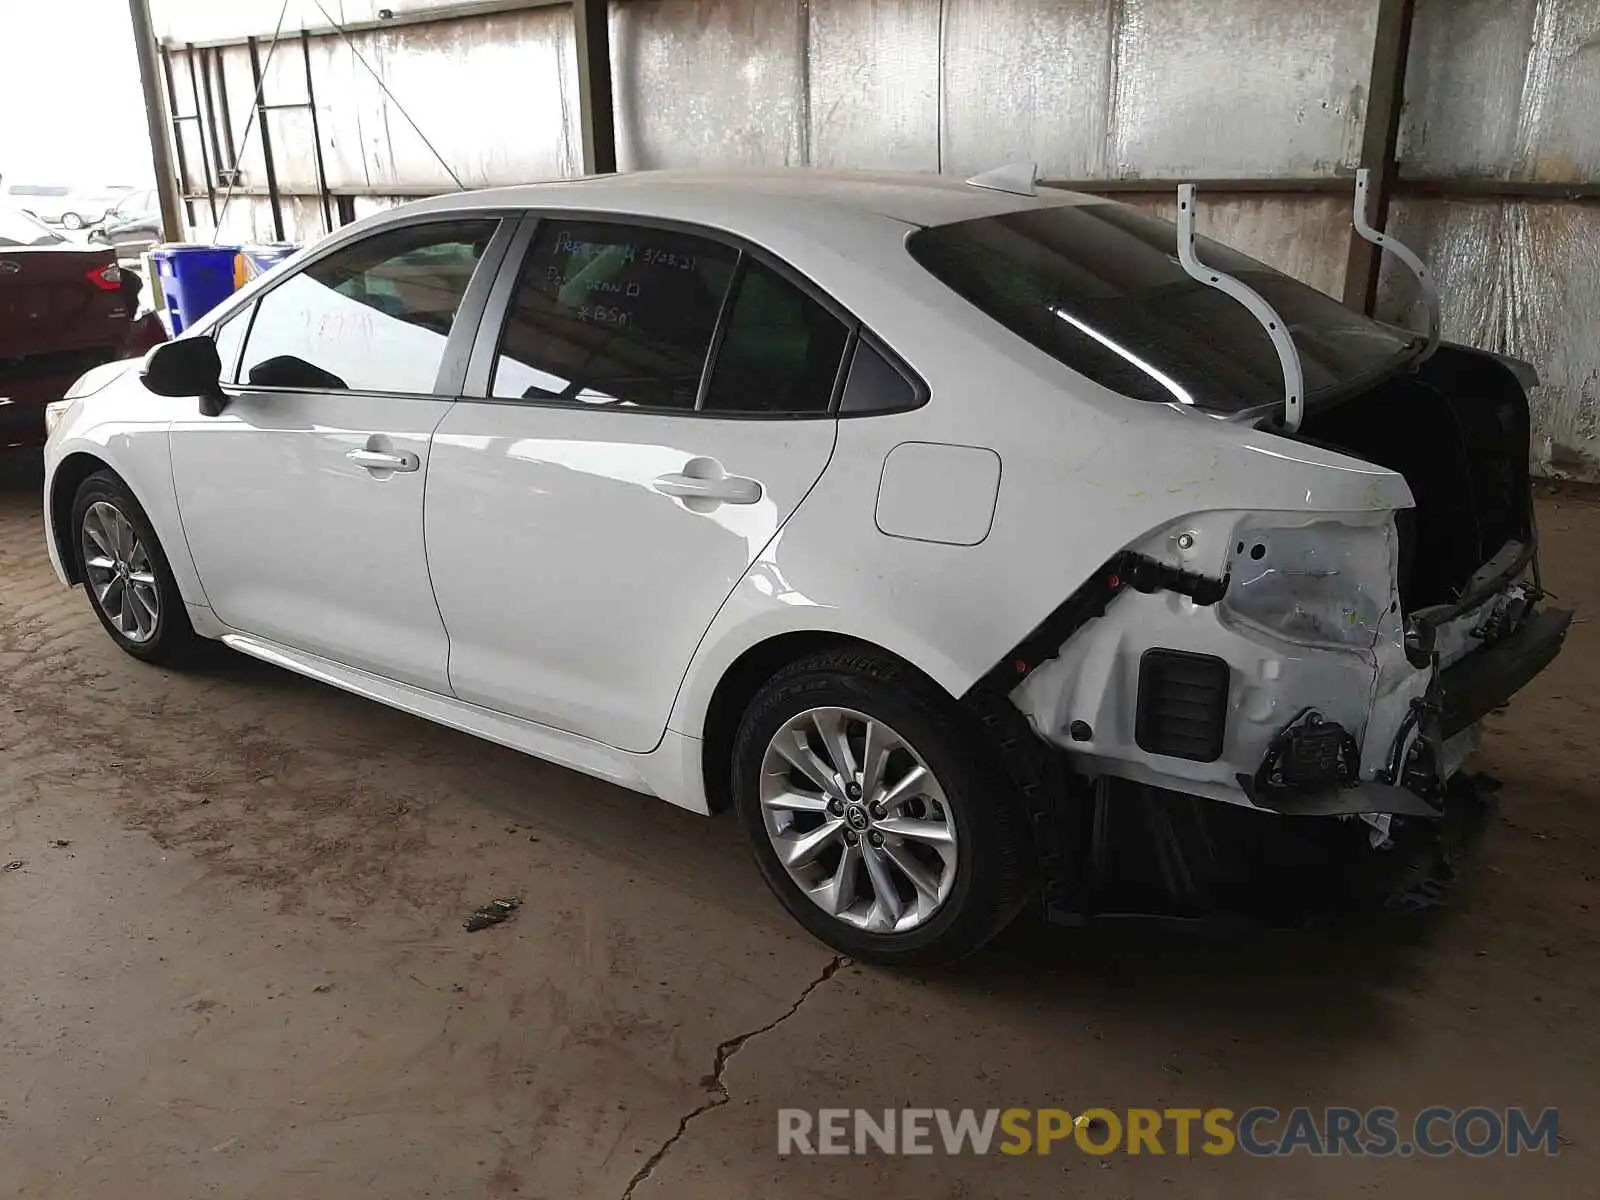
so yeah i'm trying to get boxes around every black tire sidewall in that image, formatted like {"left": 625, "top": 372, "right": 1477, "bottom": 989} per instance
{"left": 733, "top": 659, "right": 1028, "bottom": 966}
{"left": 70, "top": 471, "right": 189, "bottom": 663}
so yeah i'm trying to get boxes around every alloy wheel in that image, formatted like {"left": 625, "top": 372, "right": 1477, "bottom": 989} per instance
{"left": 81, "top": 501, "right": 160, "bottom": 644}
{"left": 759, "top": 706, "right": 958, "bottom": 933}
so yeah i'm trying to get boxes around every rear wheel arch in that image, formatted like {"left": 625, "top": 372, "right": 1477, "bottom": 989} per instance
{"left": 700, "top": 632, "right": 947, "bottom": 814}
{"left": 50, "top": 452, "right": 115, "bottom": 583}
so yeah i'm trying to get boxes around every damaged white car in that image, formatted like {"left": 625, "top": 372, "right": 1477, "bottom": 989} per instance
{"left": 41, "top": 167, "right": 1567, "bottom": 964}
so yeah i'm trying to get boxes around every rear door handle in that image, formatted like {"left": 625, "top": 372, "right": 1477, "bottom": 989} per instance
{"left": 653, "top": 471, "right": 762, "bottom": 506}
{"left": 347, "top": 447, "right": 419, "bottom": 473}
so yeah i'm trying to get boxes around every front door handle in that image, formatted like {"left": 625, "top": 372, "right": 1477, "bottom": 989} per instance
{"left": 347, "top": 447, "right": 419, "bottom": 473}
{"left": 653, "top": 470, "right": 762, "bottom": 506}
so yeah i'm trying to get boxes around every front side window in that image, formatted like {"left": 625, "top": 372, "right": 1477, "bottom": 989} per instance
{"left": 907, "top": 203, "right": 1421, "bottom": 413}
{"left": 491, "top": 220, "right": 736, "bottom": 409}
{"left": 701, "top": 260, "right": 849, "bottom": 415}
{"left": 238, "top": 219, "right": 496, "bottom": 394}
{"left": 211, "top": 304, "right": 252, "bottom": 384}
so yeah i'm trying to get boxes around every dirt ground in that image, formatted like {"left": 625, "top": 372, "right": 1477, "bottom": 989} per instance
{"left": 0, "top": 455, "right": 1594, "bottom": 1199}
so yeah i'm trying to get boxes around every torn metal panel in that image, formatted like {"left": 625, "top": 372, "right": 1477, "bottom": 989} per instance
{"left": 808, "top": 0, "right": 940, "bottom": 170}
{"left": 939, "top": 0, "right": 1114, "bottom": 179}
{"left": 1120, "top": 194, "right": 1352, "bottom": 299}
{"left": 609, "top": 0, "right": 806, "bottom": 170}
{"left": 1401, "top": 0, "right": 1600, "bottom": 180}
{"left": 1378, "top": 199, "right": 1600, "bottom": 481}
{"left": 1109, "top": 0, "right": 1377, "bottom": 178}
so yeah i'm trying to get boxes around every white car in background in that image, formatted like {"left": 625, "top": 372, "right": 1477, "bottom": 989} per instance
{"left": 41, "top": 169, "right": 1567, "bottom": 964}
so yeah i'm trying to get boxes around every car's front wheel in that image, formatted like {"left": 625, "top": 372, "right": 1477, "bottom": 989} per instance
{"left": 71, "top": 470, "right": 199, "bottom": 664}
{"left": 60, "top": 212, "right": 84, "bottom": 230}
{"left": 732, "top": 648, "right": 1033, "bottom": 966}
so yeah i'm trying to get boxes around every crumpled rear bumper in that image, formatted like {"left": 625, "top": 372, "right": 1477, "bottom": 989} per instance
{"left": 1438, "top": 606, "right": 1569, "bottom": 737}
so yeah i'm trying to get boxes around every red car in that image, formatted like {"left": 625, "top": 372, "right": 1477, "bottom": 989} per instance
{"left": 1, "top": 207, "right": 165, "bottom": 449}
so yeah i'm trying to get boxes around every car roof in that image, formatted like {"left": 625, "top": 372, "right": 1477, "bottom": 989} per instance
{"left": 408, "top": 167, "right": 1104, "bottom": 232}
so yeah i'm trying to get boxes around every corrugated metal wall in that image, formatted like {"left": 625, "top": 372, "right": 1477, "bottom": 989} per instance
{"left": 1381, "top": 0, "right": 1600, "bottom": 478}
{"left": 151, "top": 0, "right": 1598, "bottom": 476}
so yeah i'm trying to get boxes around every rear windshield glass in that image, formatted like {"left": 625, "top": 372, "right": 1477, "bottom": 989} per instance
{"left": 906, "top": 204, "right": 1419, "bottom": 413}
{"left": 0, "top": 207, "right": 65, "bottom": 248}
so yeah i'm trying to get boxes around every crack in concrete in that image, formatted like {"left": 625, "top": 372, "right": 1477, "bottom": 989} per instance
{"left": 619, "top": 955, "right": 847, "bottom": 1199}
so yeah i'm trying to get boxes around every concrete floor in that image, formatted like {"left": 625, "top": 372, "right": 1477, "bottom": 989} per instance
{"left": 1, "top": 456, "right": 1594, "bottom": 1198}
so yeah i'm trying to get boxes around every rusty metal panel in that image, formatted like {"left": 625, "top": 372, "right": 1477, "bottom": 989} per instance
{"left": 940, "top": 0, "right": 1114, "bottom": 179}
{"left": 1110, "top": 0, "right": 1376, "bottom": 178}
{"left": 808, "top": 0, "right": 939, "bottom": 170}
{"left": 1119, "top": 193, "right": 1352, "bottom": 298}
{"left": 609, "top": 0, "right": 806, "bottom": 170}
{"left": 345, "top": 12, "right": 580, "bottom": 187}
{"left": 1401, "top": 0, "right": 1600, "bottom": 180}
{"left": 1379, "top": 199, "right": 1600, "bottom": 480}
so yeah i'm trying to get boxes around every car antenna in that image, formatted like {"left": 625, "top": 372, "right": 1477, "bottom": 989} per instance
{"left": 1352, "top": 167, "right": 1441, "bottom": 363}
{"left": 1175, "top": 184, "right": 1306, "bottom": 433}
{"left": 965, "top": 163, "right": 1038, "bottom": 197}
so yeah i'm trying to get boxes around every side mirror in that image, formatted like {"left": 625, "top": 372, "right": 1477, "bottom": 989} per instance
{"left": 141, "top": 337, "right": 227, "bottom": 417}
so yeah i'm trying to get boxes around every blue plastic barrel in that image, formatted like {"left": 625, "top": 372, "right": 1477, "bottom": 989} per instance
{"left": 244, "top": 244, "right": 297, "bottom": 277}
{"left": 151, "top": 244, "right": 240, "bottom": 335}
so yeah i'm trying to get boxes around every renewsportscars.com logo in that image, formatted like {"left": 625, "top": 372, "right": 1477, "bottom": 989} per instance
{"left": 777, "top": 1106, "right": 1561, "bottom": 1158}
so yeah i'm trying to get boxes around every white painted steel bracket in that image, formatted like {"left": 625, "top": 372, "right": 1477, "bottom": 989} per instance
{"left": 1176, "top": 184, "right": 1306, "bottom": 433}
{"left": 1353, "top": 167, "right": 1442, "bottom": 364}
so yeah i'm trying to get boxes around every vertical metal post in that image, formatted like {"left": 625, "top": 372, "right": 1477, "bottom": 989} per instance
{"left": 158, "top": 48, "right": 196, "bottom": 227}
{"left": 215, "top": 52, "right": 238, "bottom": 174}
{"left": 131, "top": 0, "right": 185, "bottom": 240}
{"left": 572, "top": 0, "right": 617, "bottom": 175}
{"left": 302, "top": 30, "right": 335, "bottom": 235}
{"left": 188, "top": 43, "right": 220, "bottom": 222}
{"left": 1343, "top": 0, "right": 1416, "bottom": 315}
{"left": 246, "top": 35, "right": 287, "bottom": 242}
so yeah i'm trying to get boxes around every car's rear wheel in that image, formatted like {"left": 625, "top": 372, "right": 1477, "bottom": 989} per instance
{"left": 61, "top": 212, "right": 84, "bottom": 230}
{"left": 71, "top": 470, "right": 199, "bottom": 665}
{"left": 732, "top": 647, "right": 1033, "bottom": 966}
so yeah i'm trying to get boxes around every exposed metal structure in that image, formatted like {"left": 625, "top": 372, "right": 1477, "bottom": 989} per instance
{"left": 1352, "top": 168, "right": 1440, "bottom": 363}
{"left": 1176, "top": 184, "right": 1305, "bottom": 433}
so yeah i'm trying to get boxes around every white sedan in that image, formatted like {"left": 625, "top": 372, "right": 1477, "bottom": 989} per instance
{"left": 42, "top": 169, "right": 1566, "bottom": 963}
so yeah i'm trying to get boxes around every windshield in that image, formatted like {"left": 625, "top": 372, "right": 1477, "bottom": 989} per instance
{"left": 0, "top": 207, "right": 66, "bottom": 248}
{"left": 907, "top": 203, "right": 1419, "bottom": 413}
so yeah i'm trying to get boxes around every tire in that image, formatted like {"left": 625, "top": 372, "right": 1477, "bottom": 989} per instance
{"left": 61, "top": 212, "right": 84, "bottom": 231}
{"left": 70, "top": 469, "right": 200, "bottom": 665}
{"left": 731, "top": 647, "right": 1034, "bottom": 966}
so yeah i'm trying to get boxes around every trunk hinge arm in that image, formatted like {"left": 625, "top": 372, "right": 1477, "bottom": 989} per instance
{"left": 1352, "top": 168, "right": 1442, "bottom": 364}
{"left": 1176, "top": 184, "right": 1306, "bottom": 433}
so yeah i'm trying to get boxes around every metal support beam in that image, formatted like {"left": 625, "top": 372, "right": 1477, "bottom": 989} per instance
{"left": 573, "top": 0, "right": 617, "bottom": 175}
{"left": 187, "top": 44, "right": 220, "bottom": 223}
{"left": 246, "top": 35, "right": 287, "bottom": 242}
{"left": 1343, "top": 0, "right": 1416, "bottom": 314}
{"left": 302, "top": 30, "right": 335, "bottom": 236}
{"left": 131, "top": 0, "right": 185, "bottom": 241}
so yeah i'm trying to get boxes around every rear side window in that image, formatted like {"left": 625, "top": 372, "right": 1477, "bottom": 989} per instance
{"left": 839, "top": 338, "right": 922, "bottom": 414}
{"left": 701, "top": 260, "right": 849, "bottom": 415}
{"left": 239, "top": 219, "right": 496, "bottom": 393}
{"left": 491, "top": 220, "right": 737, "bottom": 409}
